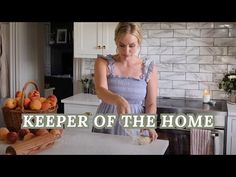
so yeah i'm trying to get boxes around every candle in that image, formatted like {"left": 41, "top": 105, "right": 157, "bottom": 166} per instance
{"left": 203, "top": 89, "right": 211, "bottom": 103}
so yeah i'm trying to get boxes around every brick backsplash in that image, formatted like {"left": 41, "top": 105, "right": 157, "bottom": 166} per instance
{"left": 80, "top": 22, "right": 236, "bottom": 100}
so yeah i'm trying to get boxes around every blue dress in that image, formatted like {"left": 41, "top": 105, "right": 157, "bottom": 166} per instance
{"left": 92, "top": 55, "right": 154, "bottom": 136}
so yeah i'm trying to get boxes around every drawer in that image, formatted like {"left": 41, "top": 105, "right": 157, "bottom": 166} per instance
{"left": 64, "top": 104, "right": 98, "bottom": 115}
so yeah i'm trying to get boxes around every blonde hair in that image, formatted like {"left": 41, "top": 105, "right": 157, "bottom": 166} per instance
{"left": 114, "top": 22, "right": 143, "bottom": 45}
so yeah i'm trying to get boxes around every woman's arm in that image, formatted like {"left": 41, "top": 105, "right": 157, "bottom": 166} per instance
{"left": 145, "top": 65, "right": 157, "bottom": 114}
{"left": 144, "top": 64, "right": 158, "bottom": 141}
{"left": 94, "top": 57, "right": 130, "bottom": 114}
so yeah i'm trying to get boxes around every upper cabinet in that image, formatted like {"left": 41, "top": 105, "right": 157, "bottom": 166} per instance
{"left": 74, "top": 22, "right": 118, "bottom": 58}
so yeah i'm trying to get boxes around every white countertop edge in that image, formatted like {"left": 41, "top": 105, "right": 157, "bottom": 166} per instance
{"left": 61, "top": 100, "right": 101, "bottom": 106}
{"left": 61, "top": 93, "right": 101, "bottom": 106}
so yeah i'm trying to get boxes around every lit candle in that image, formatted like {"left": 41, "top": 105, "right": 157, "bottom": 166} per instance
{"left": 203, "top": 89, "right": 211, "bottom": 103}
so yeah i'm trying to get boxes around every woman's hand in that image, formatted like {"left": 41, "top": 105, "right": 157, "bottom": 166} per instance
{"left": 115, "top": 95, "right": 131, "bottom": 114}
{"left": 140, "top": 128, "right": 158, "bottom": 142}
{"left": 147, "top": 129, "right": 158, "bottom": 141}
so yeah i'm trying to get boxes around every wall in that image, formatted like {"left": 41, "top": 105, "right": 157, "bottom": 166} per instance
{"left": 10, "top": 22, "right": 45, "bottom": 97}
{"left": 76, "top": 22, "right": 236, "bottom": 100}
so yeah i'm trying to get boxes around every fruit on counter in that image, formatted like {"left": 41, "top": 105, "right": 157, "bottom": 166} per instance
{"left": 50, "top": 129, "right": 62, "bottom": 138}
{"left": 6, "top": 132, "right": 18, "bottom": 144}
{"left": 28, "top": 90, "right": 40, "bottom": 101}
{"left": 4, "top": 98, "right": 17, "bottom": 109}
{"left": 35, "top": 129, "right": 49, "bottom": 136}
{"left": 18, "top": 129, "right": 30, "bottom": 140}
{"left": 29, "top": 99, "right": 42, "bottom": 110}
{"left": 23, "top": 132, "right": 35, "bottom": 141}
{"left": 0, "top": 127, "right": 10, "bottom": 140}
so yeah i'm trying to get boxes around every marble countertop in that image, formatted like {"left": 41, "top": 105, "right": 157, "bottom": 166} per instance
{"left": 157, "top": 97, "right": 227, "bottom": 114}
{"left": 0, "top": 128, "right": 169, "bottom": 155}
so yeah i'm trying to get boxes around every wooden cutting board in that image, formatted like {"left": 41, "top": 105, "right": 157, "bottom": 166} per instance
{"left": 5, "top": 133, "right": 58, "bottom": 155}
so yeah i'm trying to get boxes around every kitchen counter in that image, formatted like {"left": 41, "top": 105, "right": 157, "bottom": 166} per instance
{"left": 0, "top": 128, "right": 169, "bottom": 155}
{"left": 62, "top": 94, "right": 227, "bottom": 114}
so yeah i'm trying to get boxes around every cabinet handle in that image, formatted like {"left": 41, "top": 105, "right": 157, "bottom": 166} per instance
{"left": 97, "top": 45, "right": 101, "bottom": 49}
{"left": 84, "top": 112, "right": 93, "bottom": 116}
{"left": 102, "top": 45, "right": 106, "bottom": 49}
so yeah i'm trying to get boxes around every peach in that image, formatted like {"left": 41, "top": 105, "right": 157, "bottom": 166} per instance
{"left": 16, "top": 97, "right": 22, "bottom": 107}
{"left": 15, "top": 91, "right": 23, "bottom": 98}
{"left": 39, "top": 97, "right": 47, "bottom": 103}
{"left": 6, "top": 132, "right": 18, "bottom": 144}
{"left": 4, "top": 98, "right": 17, "bottom": 109}
{"left": 47, "top": 95, "right": 57, "bottom": 107}
{"left": 41, "top": 101, "right": 51, "bottom": 111}
{"left": 0, "top": 127, "right": 10, "bottom": 140}
{"left": 28, "top": 90, "right": 40, "bottom": 101}
{"left": 29, "top": 99, "right": 42, "bottom": 110}
{"left": 35, "top": 129, "right": 49, "bottom": 136}
{"left": 23, "top": 132, "right": 35, "bottom": 141}
{"left": 18, "top": 129, "right": 30, "bottom": 140}
{"left": 50, "top": 129, "right": 61, "bottom": 138}
{"left": 23, "top": 98, "right": 31, "bottom": 109}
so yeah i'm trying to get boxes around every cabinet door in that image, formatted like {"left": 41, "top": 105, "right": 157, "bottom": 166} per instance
{"left": 102, "top": 22, "right": 117, "bottom": 55}
{"left": 228, "top": 118, "right": 236, "bottom": 154}
{"left": 156, "top": 128, "right": 190, "bottom": 155}
{"left": 74, "top": 22, "right": 117, "bottom": 58}
{"left": 64, "top": 104, "right": 98, "bottom": 132}
{"left": 74, "top": 22, "right": 102, "bottom": 58}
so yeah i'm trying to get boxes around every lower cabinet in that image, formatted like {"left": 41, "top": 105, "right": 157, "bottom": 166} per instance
{"left": 227, "top": 103, "right": 236, "bottom": 154}
{"left": 63, "top": 103, "right": 98, "bottom": 132}
{"left": 156, "top": 128, "right": 190, "bottom": 155}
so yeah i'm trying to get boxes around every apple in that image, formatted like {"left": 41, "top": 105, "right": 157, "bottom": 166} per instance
{"left": 4, "top": 98, "right": 17, "bottom": 109}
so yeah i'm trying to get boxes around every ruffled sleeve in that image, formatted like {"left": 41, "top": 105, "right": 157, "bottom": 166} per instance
{"left": 97, "top": 54, "right": 115, "bottom": 76}
{"left": 144, "top": 59, "right": 155, "bottom": 82}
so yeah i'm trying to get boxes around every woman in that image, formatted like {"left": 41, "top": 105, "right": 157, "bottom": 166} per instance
{"left": 92, "top": 22, "right": 158, "bottom": 141}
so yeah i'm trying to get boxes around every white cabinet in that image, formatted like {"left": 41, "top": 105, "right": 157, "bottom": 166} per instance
{"left": 226, "top": 103, "right": 236, "bottom": 154}
{"left": 74, "top": 22, "right": 117, "bottom": 58}
{"left": 61, "top": 93, "right": 101, "bottom": 132}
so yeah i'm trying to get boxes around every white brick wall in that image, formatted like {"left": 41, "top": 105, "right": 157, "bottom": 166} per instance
{"left": 80, "top": 22, "right": 236, "bottom": 100}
